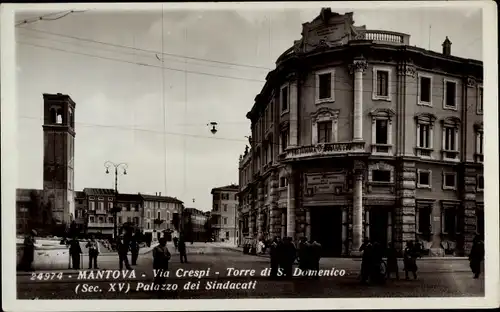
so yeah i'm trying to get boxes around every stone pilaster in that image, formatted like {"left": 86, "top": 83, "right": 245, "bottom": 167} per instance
{"left": 289, "top": 77, "right": 298, "bottom": 146}
{"left": 305, "top": 209, "right": 311, "bottom": 240}
{"left": 257, "top": 181, "right": 264, "bottom": 240}
{"left": 280, "top": 212, "right": 286, "bottom": 239}
{"left": 286, "top": 165, "right": 296, "bottom": 240}
{"left": 349, "top": 57, "right": 367, "bottom": 141}
{"left": 351, "top": 160, "right": 365, "bottom": 255}
{"left": 462, "top": 163, "right": 478, "bottom": 255}
{"left": 395, "top": 159, "right": 417, "bottom": 254}
{"left": 269, "top": 172, "right": 281, "bottom": 238}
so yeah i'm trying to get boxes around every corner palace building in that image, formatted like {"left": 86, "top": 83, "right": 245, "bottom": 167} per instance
{"left": 237, "top": 9, "right": 484, "bottom": 257}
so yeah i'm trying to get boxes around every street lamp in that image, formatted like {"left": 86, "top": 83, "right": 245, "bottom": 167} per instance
{"left": 104, "top": 161, "right": 128, "bottom": 240}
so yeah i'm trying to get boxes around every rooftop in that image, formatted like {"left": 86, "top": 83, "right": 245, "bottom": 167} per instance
{"left": 211, "top": 184, "right": 239, "bottom": 194}
{"left": 139, "top": 193, "right": 183, "bottom": 204}
{"left": 83, "top": 188, "right": 115, "bottom": 196}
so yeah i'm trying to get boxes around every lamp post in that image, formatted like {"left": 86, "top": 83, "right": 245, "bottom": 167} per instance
{"left": 104, "top": 161, "right": 128, "bottom": 240}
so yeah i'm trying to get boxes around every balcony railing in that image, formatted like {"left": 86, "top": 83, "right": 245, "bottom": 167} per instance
{"left": 354, "top": 30, "right": 410, "bottom": 45}
{"left": 279, "top": 141, "right": 366, "bottom": 161}
{"left": 87, "top": 222, "right": 114, "bottom": 228}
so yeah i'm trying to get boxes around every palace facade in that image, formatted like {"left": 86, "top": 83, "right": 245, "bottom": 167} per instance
{"left": 237, "top": 9, "right": 483, "bottom": 257}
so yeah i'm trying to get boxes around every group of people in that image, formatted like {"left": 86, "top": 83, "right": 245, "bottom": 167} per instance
{"left": 268, "top": 236, "right": 323, "bottom": 279}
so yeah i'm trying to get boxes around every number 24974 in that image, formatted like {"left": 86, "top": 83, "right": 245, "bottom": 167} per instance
{"left": 30, "top": 272, "right": 63, "bottom": 281}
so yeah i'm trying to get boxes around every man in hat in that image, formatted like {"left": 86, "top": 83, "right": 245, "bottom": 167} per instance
{"left": 19, "top": 230, "right": 38, "bottom": 271}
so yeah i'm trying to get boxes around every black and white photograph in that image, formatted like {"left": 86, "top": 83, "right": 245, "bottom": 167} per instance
{"left": 1, "top": 1, "right": 498, "bottom": 311}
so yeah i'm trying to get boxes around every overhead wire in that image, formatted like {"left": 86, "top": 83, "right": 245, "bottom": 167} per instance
{"left": 15, "top": 10, "right": 88, "bottom": 27}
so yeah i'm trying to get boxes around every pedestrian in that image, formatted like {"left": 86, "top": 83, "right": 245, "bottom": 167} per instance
{"left": 371, "top": 241, "right": 385, "bottom": 284}
{"left": 309, "top": 239, "right": 322, "bottom": 279}
{"left": 18, "top": 229, "right": 38, "bottom": 271}
{"left": 386, "top": 241, "right": 399, "bottom": 280}
{"left": 117, "top": 233, "right": 132, "bottom": 270}
{"left": 269, "top": 237, "right": 280, "bottom": 279}
{"left": 469, "top": 235, "right": 484, "bottom": 279}
{"left": 403, "top": 241, "right": 418, "bottom": 280}
{"left": 297, "top": 237, "right": 309, "bottom": 276}
{"left": 257, "top": 239, "right": 266, "bottom": 254}
{"left": 359, "top": 238, "right": 373, "bottom": 284}
{"left": 69, "top": 237, "right": 82, "bottom": 269}
{"left": 281, "top": 237, "right": 296, "bottom": 279}
{"left": 130, "top": 232, "right": 140, "bottom": 266}
{"left": 152, "top": 237, "right": 171, "bottom": 297}
{"left": 173, "top": 236, "right": 178, "bottom": 251}
{"left": 178, "top": 233, "right": 188, "bottom": 263}
{"left": 86, "top": 235, "right": 100, "bottom": 269}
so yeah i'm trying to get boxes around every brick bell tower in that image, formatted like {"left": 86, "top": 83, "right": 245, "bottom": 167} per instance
{"left": 42, "top": 93, "right": 76, "bottom": 225}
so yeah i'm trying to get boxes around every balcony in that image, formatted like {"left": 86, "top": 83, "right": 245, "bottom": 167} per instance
{"left": 354, "top": 30, "right": 410, "bottom": 45}
{"left": 87, "top": 222, "right": 114, "bottom": 228}
{"left": 279, "top": 141, "right": 366, "bottom": 161}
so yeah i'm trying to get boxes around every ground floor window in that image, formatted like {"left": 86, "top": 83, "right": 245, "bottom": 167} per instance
{"left": 417, "top": 206, "right": 432, "bottom": 234}
{"left": 226, "top": 231, "right": 230, "bottom": 240}
{"left": 442, "top": 207, "right": 457, "bottom": 235}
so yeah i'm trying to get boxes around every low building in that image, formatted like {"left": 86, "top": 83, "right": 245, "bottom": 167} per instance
{"left": 117, "top": 193, "right": 143, "bottom": 230}
{"left": 141, "top": 193, "right": 183, "bottom": 242}
{"left": 211, "top": 185, "right": 239, "bottom": 244}
{"left": 182, "top": 207, "right": 210, "bottom": 242}
{"left": 83, "top": 188, "right": 115, "bottom": 238}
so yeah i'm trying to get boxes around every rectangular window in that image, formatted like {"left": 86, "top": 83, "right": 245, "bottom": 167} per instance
{"left": 375, "top": 120, "right": 388, "bottom": 144}
{"left": 157, "top": 211, "right": 161, "bottom": 220}
{"left": 223, "top": 204, "right": 227, "bottom": 212}
{"left": 444, "top": 80, "right": 457, "bottom": 109}
{"left": 419, "top": 76, "right": 432, "bottom": 104}
{"left": 417, "top": 170, "right": 431, "bottom": 188}
{"left": 477, "top": 87, "right": 483, "bottom": 114}
{"left": 477, "top": 175, "right": 484, "bottom": 191}
{"left": 281, "top": 85, "right": 289, "bottom": 112}
{"left": 444, "top": 127, "right": 456, "bottom": 151}
{"left": 89, "top": 216, "right": 95, "bottom": 223}
{"left": 108, "top": 202, "right": 113, "bottom": 211}
{"left": 226, "top": 231, "right": 230, "bottom": 239}
{"left": 214, "top": 204, "right": 218, "bottom": 211}
{"left": 317, "top": 121, "right": 332, "bottom": 143}
{"left": 98, "top": 216, "right": 104, "bottom": 223}
{"left": 418, "top": 124, "right": 431, "bottom": 148}
{"left": 223, "top": 217, "right": 227, "bottom": 225}
{"left": 126, "top": 204, "right": 131, "bottom": 211}
{"left": 318, "top": 73, "right": 332, "bottom": 99}
{"left": 108, "top": 217, "right": 113, "bottom": 223}
{"left": 376, "top": 70, "right": 389, "bottom": 97}
{"left": 372, "top": 170, "right": 391, "bottom": 183}
{"left": 443, "top": 172, "right": 456, "bottom": 189}
{"left": 147, "top": 222, "right": 150, "bottom": 229}
{"left": 89, "top": 201, "right": 95, "bottom": 211}
{"left": 417, "top": 207, "right": 432, "bottom": 234}
{"left": 281, "top": 129, "right": 289, "bottom": 151}
{"left": 443, "top": 208, "right": 457, "bottom": 234}
{"left": 146, "top": 211, "right": 150, "bottom": 218}
{"left": 98, "top": 202, "right": 104, "bottom": 211}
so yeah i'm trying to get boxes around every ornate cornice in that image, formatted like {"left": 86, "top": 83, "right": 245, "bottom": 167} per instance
{"left": 473, "top": 121, "right": 483, "bottom": 131}
{"left": 369, "top": 108, "right": 396, "bottom": 120}
{"left": 466, "top": 76, "right": 477, "bottom": 88}
{"left": 441, "top": 116, "right": 461, "bottom": 127}
{"left": 310, "top": 107, "right": 340, "bottom": 122}
{"left": 414, "top": 112, "right": 437, "bottom": 124}
{"left": 397, "top": 64, "right": 416, "bottom": 77}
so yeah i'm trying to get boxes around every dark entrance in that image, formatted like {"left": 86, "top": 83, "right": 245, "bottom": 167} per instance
{"left": 369, "top": 209, "right": 389, "bottom": 246}
{"left": 310, "top": 207, "right": 343, "bottom": 257}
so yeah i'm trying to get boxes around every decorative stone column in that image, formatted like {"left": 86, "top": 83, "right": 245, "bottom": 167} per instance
{"left": 286, "top": 165, "right": 296, "bottom": 239}
{"left": 269, "top": 171, "right": 281, "bottom": 238}
{"left": 351, "top": 161, "right": 364, "bottom": 255}
{"left": 256, "top": 181, "right": 264, "bottom": 240}
{"left": 289, "top": 76, "right": 299, "bottom": 146}
{"left": 305, "top": 209, "right": 311, "bottom": 240}
{"left": 462, "top": 163, "right": 478, "bottom": 255}
{"left": 342, "top": 208, "right": 348, "bottom": 255}
{"left": 349, "top": 58, "right": 368, "bottom": 141}
{"left": 395, "top": 158, "right": 417, "bottom": 254}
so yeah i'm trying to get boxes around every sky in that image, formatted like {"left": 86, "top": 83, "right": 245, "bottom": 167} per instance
{"left": 14, "top": 4, "right": 483, "bottom": 212}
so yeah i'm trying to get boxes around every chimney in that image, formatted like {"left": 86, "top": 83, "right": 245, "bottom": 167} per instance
{"left": 442, "top": 36, "right": 452, "bottom": 56}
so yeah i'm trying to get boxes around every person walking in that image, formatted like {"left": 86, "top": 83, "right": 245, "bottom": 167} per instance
{"left": 69, "top": 238, "right": 82, "bottom": 269}
{"left": 281, "top": 237, "right": 296, "bottom": 279}
{"left": 403, "top": 241, "right": 418, "bottom": 280}
{"left": 173, "top": 236, "right": 179, "bottom": 252}
{"left": 269, "top": 237, "right": 281, "bottom": 279}
{"left": 152, "top": 237, "right": 171, "bottom": 297}
{"left": 469, "top": 235, "right": 484, "bottom": 279}
{"left": 309, "top": 239, "right": 322, "bottom": 280}
{"left": 297, "top": 237, "right": 309, "bottom": 276}
{"left": 19, "top": 229, "right": 38, "bottom": 271}
{"left": 178, "top": 234, "right": 188, "bottom": 264}
{"left": 359, "top": 238, "right": 373, "bottom": 284}
{"left": 386, "top": 242, "right": 400, "bottom": 280}
{"left": 86, "top": 235, "right": 100, "bottom": 269}
{"left": 130, "top": 232, "right": 140, "bottom": 266}
{"left": 117, "top": 233, "right": 132, "bottom": 270}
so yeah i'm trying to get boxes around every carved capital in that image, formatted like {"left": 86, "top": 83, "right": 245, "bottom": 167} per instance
{"left": 467, "top": 76, "right": 477, "bottom": 88}
{"left": 397, "top": 64, "right": 416, "bottom": 78}
{"left": 349, "top": 59, "right": 368, "bottom": 74}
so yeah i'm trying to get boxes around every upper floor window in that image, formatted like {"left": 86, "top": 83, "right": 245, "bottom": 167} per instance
{"left": 223, "top": 204, "right": 228, "bottom": 212}
{"left": 157, "top": 211, "right": 161, "bottom": 220}
{"left": 417, "top": 169, "right": 432, "bottom": 189}
{"left": 108, "top": 202, "right": 113, "bottom": 211}
{"left": 442, "top": 172, "right": 457, "bottom": 190}
{"left": 98, "top": 202, "right": 104, "bottom": 211}
{"left": 280, "top": 84, "right": 289, "bottom": 112}
{"left": 108, "top": 217, "right": 113, "bottom": 223}
{"left": 475, "top": 123, "right": 484, "bottom": 163}
{"left": 372, "top": 67, "right": 391, "bottom": 101}
{"left": 315, "top": 69, "right": 334, "bottom": 103}
{"left": 89, "top": 201, "right": 95, "bottom": 211}
{"left": 443, "top": 79, "right": 458, "bottom": 110}
{"left": 441, "top": 117, "right": 460, "bottom": 161}
{"left": 147, "top": 210, "right": 151, "bottom": 219}
{"left": 213, "top": 204, "right": 218, "bottom": 212}
{"left": 477, "top": 175, "right": 484, "bottom": 192}
{"left": 372, "top": 170, "right": 391, "bottom": 183}
{"left": 415, "top": 113, "right": 436, "bottom": 158}
{"left": 477, "top": 85, "right": 483, "bottom": 114}
{"left": 418, "top": 73, "right": 432, "bottom": 106}
{"left": 89, "top": 215, "right": 95, "bottom": 223}
{"left": 369, "top": 108, "right": 395, "bottom": 155}
{"left": 317, "top": 121, "right": 332, "bottom": 143}
{"left": 280, "top": 128, "right": 289, "bottom": 152}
